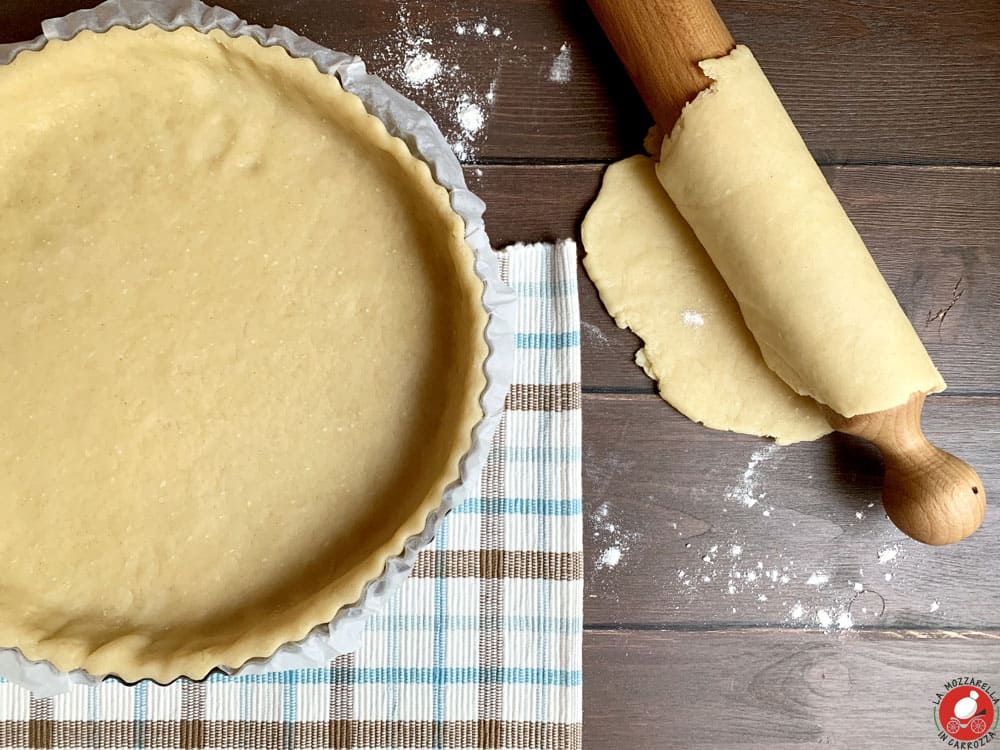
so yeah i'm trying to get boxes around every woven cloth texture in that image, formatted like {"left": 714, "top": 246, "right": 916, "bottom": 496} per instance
{"left": 0, "top": 241, "right": 583, "bottom": 750}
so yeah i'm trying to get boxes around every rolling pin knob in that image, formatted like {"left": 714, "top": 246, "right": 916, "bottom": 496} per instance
{"left": 831, "top": 393, "right": 986, "bottom": 545}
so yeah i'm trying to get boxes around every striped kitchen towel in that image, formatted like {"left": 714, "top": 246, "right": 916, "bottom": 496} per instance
{"left": 0, "top": 240, "right": 583, "bottom": 750}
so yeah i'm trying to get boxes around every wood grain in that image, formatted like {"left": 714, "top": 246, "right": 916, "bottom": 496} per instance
{"left": 584, "top": 629, "right": 1000, "bottom": 750}
{"left": 2, "top": 0, "right": 997, "bottom": 164}
{"left": 582, "top": 394, "right": 1000, "bottom": 628}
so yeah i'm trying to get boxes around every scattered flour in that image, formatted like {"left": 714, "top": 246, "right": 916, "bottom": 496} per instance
{"left": 549, "top": 43, "right": 572, "bottom": 83}
{"left": 457, "top": 100, "right": 485, "bottom": 134}
{"left": 726, "top": 444, "right": 780, "bottom": 508}
{"left": 591, "top": 502, "right": 639, "bottom": 577}
{"left": 403, "top": 52, "right": 441, "bottom": 87}
{"left": 665, "top": 498, "right": 939, "bottom": 637}
{"left": 358, "top": 7, "right": 506, "bottom": 161}
{"left": 682, "top": 310, "right": 705, "bottom": 327}
{"left": 664, "top": 435, "right": 925, "bottom": 636}
{"left": 877, "top": 546, "right": 898, "bottom": 564}
{"left": 672, "top": 524, "right": 871, "bottom": 633}
{"left": 597, "top": 546, "right": 622, "bottom": 570}
{"left": 581, "top": 321, "right": 609, "bottom": 346}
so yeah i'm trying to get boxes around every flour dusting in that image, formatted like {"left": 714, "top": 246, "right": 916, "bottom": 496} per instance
{"left": 877, "top": 546, "right": 898, "bottom": 564}
{"left": 403, "top": 52, "right": 441, "bottom": 87}
{"left": 682, "top": 310, "right": 705, "bottom": 327}
{"left": 591, "top": 502, "right": 639, "bottom": 578}
{"left": 726, "top": 444, "right": 779, "bottom": 508}
{"left": 457, "top": 99, "right": 485, "bottom": 134}
{"left": 806, "top": 572, "right": 829, "bottom": 586}
{"left": 581, "top": 321, "right": 609, "bottom": 346}
{"left": 665, "top": 442, "right": 929, "bottom": 635}
{"left": 358, "top": 7, "right": 507, "bottom": 161}
{"left": 549, "top": 43, "right": 572, "bottom": 83}
{"left": 597, "top": 546, "right": 622, "bottom": 570}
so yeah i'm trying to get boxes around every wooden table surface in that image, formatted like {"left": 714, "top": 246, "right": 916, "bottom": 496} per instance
{"left": 4, "top": 1, "right": 998, "bottom": 747}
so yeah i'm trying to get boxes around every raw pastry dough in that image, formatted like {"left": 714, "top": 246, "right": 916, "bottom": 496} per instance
{"left": 582, "top": 155, "right": 830, "bottom": 444}
{"left": 0, "top": 26, "right": 486, "bottom": 681}
{"left": 657, "top": 46, "right": 944, "bottom": 417}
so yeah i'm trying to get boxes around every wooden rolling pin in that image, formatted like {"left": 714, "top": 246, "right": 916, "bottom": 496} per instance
{"left": 586, "top": 0, "right": 985, "bottom": 545}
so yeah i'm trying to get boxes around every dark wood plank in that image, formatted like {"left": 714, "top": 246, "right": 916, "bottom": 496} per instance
{"left": 583, "top": 394, "right": 1000, "bottom": 628}
{"left": 465, "top": 164, "right": 601, "bottom": 245}
{"left": 584, "top": 628, "right": 1000, "bottom": 750}
{"left": 2, "top": 1, "right": 997, "bottom": 164}
{"left": 473, "top": 163, "right": 1000, "bottom": 396}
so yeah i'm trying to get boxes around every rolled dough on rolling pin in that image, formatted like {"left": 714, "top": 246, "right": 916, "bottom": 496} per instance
{"left": 655, "top": 46, "right": 945, "bottom": 418}
{"left": 582, "top": 155, "right": 831, "bottom": 445}
{"left": 586, "top": 0, "right": 985, "bottom": 545}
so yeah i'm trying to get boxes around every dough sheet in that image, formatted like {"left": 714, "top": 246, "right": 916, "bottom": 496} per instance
{"left": 656, "top": 45, "right": 944, "bottom": 418}
{"left": 582, "top": 156, "right": 830, "bottom": 444}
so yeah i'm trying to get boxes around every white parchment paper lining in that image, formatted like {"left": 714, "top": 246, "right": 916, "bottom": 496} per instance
{"left": 0, "top": 0, "right": 516, "bottom": 696}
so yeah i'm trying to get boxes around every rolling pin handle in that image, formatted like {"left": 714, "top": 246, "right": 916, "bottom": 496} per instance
{"left": 586, "top": 0, "right": 735, "bottom": 131}
{"left": 832, "top": 393, "right": 986, "bottom": 545}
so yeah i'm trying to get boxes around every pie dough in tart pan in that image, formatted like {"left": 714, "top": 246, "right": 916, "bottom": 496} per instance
{"left": 0, "top": 0, "right": 514, "bottom": 692}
